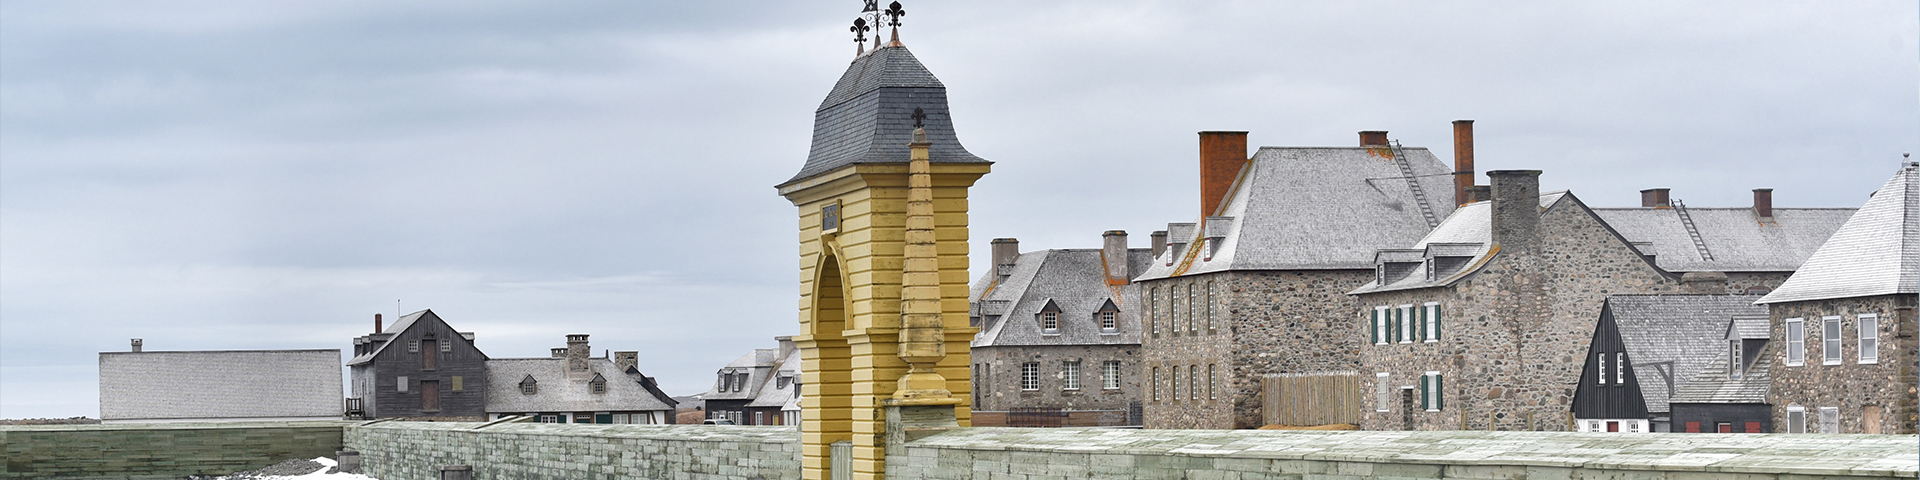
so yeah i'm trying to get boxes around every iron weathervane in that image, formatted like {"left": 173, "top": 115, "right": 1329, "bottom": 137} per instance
{"left": 912, "top": 108, "right": 926, "bottom": 128}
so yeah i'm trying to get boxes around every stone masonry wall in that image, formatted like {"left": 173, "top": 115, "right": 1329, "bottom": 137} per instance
{"left": 971, "top": 344, "right": 1140, "bottom": 412}
{"left": 886, "top": 427, "right": 1917, "bottom": 480}
{"left": 1766, "top": 294, "right": 1918, "bottom": 434}
{"left": 345, "top": 420, "right": 801, "bottom": 480}
{"left": 0, "top": 421, "right": 348, "bottom": 479}
{"left": 1724, "top": 271, "right": 1792, "bottom": 295}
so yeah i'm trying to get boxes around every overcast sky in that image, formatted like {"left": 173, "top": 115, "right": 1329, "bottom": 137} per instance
{"left": 2, "top": 1, "right": 1915, "bottom": 419}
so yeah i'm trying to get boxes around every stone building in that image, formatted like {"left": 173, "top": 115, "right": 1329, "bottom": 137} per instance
{"left": 1348, "top": 170, "right": 1681, "bottom": 431}
{"left": 967, "top": 233, "right": 1151, "bottom": 425}
{"left": 1135, "top": 126, "right": 1466, "bottom": 429}
{"left": 99, "top": 341, "right": 343, "bottom": 423}
{"left": 1568, "top": 295, "right": 1767, "bottom": 433}
{"left": 1595, "top": 188, "right": 1853, "bottom": 295}
{"left": 347, "top": 310, "right": 488, "bottom": 420}
{"left": 1667, "top": 313, "right": 1775, "bottom": 433}
{"left": 484, "top": 334, "right": 678, "bottom": 424}
{"left": 1755, "top": 161, "right": 1918, "bottom": 434}
{"left": 703, "top": 337, "right": 799, "bottom": 426}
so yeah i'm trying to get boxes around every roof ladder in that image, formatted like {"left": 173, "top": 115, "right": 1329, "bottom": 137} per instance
{"left": 1390, "top": 140, "right": 1440, "bottom": 228}
{"left": 1671, "top": 199, "right": 1715, "bottom": 262}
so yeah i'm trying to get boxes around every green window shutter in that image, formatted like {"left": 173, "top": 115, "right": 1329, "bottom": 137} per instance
{"left": 1370, "top": 309, "right": 1379, "bottom": 344}
{"left": 1437, "top": 374, "right": 1445, "bottom": 410}
{"left": 1434, "top": 304, "right": 1443, "bottom": 340}
{"left": 1420, "top": 374, "right": 1430, "bottom": 410}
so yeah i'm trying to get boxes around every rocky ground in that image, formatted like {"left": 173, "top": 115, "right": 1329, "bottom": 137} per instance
{"left": 186, "top": 456, "right": 377, "bottom": 480}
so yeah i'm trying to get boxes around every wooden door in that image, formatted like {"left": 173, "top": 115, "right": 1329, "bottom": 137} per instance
{"left": 422, "top": 340, "right": 438, "bottom": 370}
{"left": 421, "top": 380, "right": 440, "bottom": 411}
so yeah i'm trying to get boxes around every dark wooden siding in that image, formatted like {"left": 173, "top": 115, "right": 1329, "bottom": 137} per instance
{"left": 1571, "top": 305, "right": 1650, "bottom": 420}
{"left": 372, "top": 312, "right": 488, "bottom": 418}
{"left": 1671, "top": 403, "right": 1771, "bottom": 433}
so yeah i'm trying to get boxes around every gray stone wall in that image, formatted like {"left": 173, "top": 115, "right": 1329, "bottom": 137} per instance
{"left": 886, "top": 427, "right": 1917, "bottom": 480}
{"left": 1143, "top": 270, "right": 1371, "bottom": 429}
{"left": 1766, "top": 293, "right": 1918, "bottom": 434}
{"left": 1724, "top": 271, "right": 1792, "bottom": 294}
{"left": 1358, "top": 198, "right": 1677, "bottom": 431}
{"left": 344, "top": 420, "right": 801, "bottom": 480}
{"left": 970, "top": 344, "right": 1139, "bottom": 412}
{"left": 0, "top": 421, "right": 348, "bottom": 479}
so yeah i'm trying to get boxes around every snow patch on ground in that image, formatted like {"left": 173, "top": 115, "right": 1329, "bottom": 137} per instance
{"left": 204, "top": 457, "right": 379, "bottom": 480}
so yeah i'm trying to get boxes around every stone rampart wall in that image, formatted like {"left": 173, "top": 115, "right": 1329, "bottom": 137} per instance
{"left": 0, "top": 421, "right": 348, "bottom": 479}
{"left": 343, "top": 420, "right": 801, "bottom": 480}
{"left": 887, "top": 427, "right": 1918, "bottom": 480}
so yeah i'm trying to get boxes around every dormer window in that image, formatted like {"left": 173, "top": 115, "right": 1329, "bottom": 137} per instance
{"left": 589, "top": 373, "right": 607, "bottom": 395}
{"left": 1040, "top": 312, "right": 1059, "bottom": 333}
{"left": 520, "top": 375, "right": 538, "bottom": 395}
{"left": 1099, "top": 311, "right": 1116, "bottom": 332}
{"left": 1728, "top": 340, "right": 1744, "bottom": 380}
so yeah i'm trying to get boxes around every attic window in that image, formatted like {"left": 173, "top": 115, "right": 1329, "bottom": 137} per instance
{"left": 520, "top": 376, "right": 537, "bottom": 395}
{"left": 1098, "top": 311, "right": 1117, "bottom": 333}
{"left": 1728, "top": 340, "right": 1743, "bottom": 380}
{"left": 1040, "top": 311, "right": 1059, "bottom": 333}
{"left": 590, "top": 374, "right": 607, "bottom": 395}
{"left": 777, "top": 375, "right": 791, "bottom": 389}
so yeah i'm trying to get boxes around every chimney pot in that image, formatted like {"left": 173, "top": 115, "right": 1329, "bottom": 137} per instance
{"left": 1102, "top": 230, "right": 1130, "bottom": 284}
{"left": 374, "top": 313, "right": 383, "bottom": 334}
{"left": 1640, "top": 188, "right": 1671, "bottom": 208}
{"left": 1198, "top": 131, "right": 1250, "bottom": 218}
{"left": 131, "top": 338, "right": 143, "bottom": 352}
{"left": 1452, "top": 120, "right": 1475, "bottom": 207}
{"left": 1489, "top": 170, "right": 1544, "bottom": 253}
{"left": 551, "top": 348, "right": 569, "bottom": 358}
{"left": 566, "top": 334, "right": 590, "bottom": 374}
{"left": 1359, "top": 130, "right": 1389, "bottom": 147}
{"left": 1150, "top": 231, "right": 1168, "bottom": 258}
{"left": 1753, "top": 188, "right": 1774, "bottom": 221}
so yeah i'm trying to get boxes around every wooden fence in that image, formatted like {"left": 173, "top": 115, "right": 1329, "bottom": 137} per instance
{"left": 1261, "top": 372, "right": 1361, "bottom": 427}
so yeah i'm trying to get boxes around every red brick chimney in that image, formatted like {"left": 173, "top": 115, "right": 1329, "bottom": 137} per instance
{"left": 1640, "top": 188, "right": 1671, "bottom": 208}
{"left": 1453, "top": 120, "right": 1475, "bottom": 206}
{"left": 374, "top": 313, "right": 382, "bottom": 334}
{"left": 1753, "top": 188, "right": 1774, "bottom": 222}
{"left": 1199, "top": 132, "right": 1249, "bottom": 217}
{"left": 1359, "top": 131, "right": 1389, "bottom": 147}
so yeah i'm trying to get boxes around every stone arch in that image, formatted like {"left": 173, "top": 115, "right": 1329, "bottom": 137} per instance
{"left": 802, "top": 246, "right": 853, "bottom": 479}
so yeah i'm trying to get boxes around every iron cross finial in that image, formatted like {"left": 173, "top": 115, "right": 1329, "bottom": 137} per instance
{"left": 912, "top": 108, "right": 926, "bottom": 128}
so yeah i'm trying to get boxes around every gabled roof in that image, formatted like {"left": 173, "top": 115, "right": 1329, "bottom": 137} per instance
{"left": 745, "top": 348, "right": 802, "bottom": 409}
{"left": 345, "top": 309, "right": 484, "bottom": 366}
{"left": 1138, "top": 146, "right": 1456, "bottom": 279}
{"left": 1759, "top": 163, "right": 1920, "bottom": 304}
{"left": 704, "top": 344, "right": 793, "bottom": 401}
{"left": 1726, "top": 315, "right": 1769, "bottom": 341}
{"left": 1348, "top": 192, "right": 1569, "bottom": 295}
{"left": 971, "top": 248, "right": 1152, "bottom": 348}
{"left": 1670, "top": 341, "right": 1771, "bottom": 405}
{"left": 1594, "top": 207, "right": 1851, "bottom": 273}
{"left": 1602, "top": 295, "right": 1768, "bottom": 414}
{"left": 484, "top": 357, "right": 675, "bottom": 413}
{"left": 783, "top": 45, "right": 988, "bottom": 186}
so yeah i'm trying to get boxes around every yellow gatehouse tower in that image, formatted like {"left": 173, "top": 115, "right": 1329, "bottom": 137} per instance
{"left": 774, "top": 9, "right": 987, "bottom": 480}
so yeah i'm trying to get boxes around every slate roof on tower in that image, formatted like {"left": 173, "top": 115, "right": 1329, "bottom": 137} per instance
{"left": 1758, "top": 162, "right": 1920, "bottom": 304}
{"left": 784, "top": 45, "right": 988, "bottom": 185}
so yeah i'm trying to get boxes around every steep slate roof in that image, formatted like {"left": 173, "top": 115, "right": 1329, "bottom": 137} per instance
{"left": 703, "top": 346, "right": 791, "bottom": 401}
{"left": 784, "top": 45, "right": 988, "bottom": 186}
{"left": 1670, "top": 340, "right": 1772, "bottom": 405}
{"left": 1594, "top": 207, "right": 1851, "bottom": 273}
{"left": 1759, "top": 163, "right": 1920, "bottom": 304}
{"left": 1136, "top": 146, "right": 1456, "bottom": 279}
{"left": 1603, "top": 295, "right": 1768, "bottom": 414}
{"left": 484, "top": 357, "right": 676, "bottom": 414}
{"left": 972, "top": 248, "right": 1153, "bottom": 348}
{"left": 99, "top": 349, "right": 343, "bottom": 421}
{"left": 1348, "top": 192, "right": 1569, "bottom": 294}
{"left": 346, "top": 309, "right": 483, "bottom": 366}
{"left": 745, "top": 348, "right": 801, "bottom": 409}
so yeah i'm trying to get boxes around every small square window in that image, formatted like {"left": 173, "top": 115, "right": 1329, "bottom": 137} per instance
{"left": 408, "top": 340, "right": 419, "bottom": 353}
{"left": 397, "top": 376, "right": 409, "bottom": 393}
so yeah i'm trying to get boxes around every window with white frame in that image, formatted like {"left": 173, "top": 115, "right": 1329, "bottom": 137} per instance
{"left": 1040, "top": 311, "right": 1059, "bottom": 334}
{"left": 1062, "top": 362, "right": 1080, "bottom": 390}
{"left": 1020, "top": 362, "right": 1039, "bottom": 391}
{"left": 1187, "top": 285, "right": 1197, "bottom": 332}
{"left": 1375, "top": 373, "right": 1391, "bottom": 412}
{"left": 1171, "top": 366, "right": 1181, "bottom": 400}
{"left": 1785, "top": 318, "right": 1805, "bottom": 366}
{"left": 1149, "top": 287, "right": 1159, "bottom": 335}
{"left": 1099, "top": 311, "right": 1117, "bottom": 332}
{"left": 1188, "top": 365, "right": 1197, "bottom": 401}
{"left": 1151, "top": 367, "right": 1160, "bottom": 401}
{"left": 1614, "top": 352, "right": 1625, "bottom": 384}
{"left": 1420, "top": 371, "right": 1443, "bottom": 412}
{"left": 1398, "top": 305, "right": 1414, "bottom": 343}
{"left": 1786, "top": 405, "right": 1806, "bottom": 433}
{"left": 1822, "top": 316, "right": 1842, "bottom": 365}
{"left": 1205, "top": 282, "right": 1215, "bottom": 331}
{"left": 1423, "top": 302, "right": 1440, "bottom": 342}
{"left": 1372, "top": 306, "right": 1390, "bottom": 345}
{"left": 1103, "top": 361, "right": 1121, "bottom": 390}
{"left": 1596, "top": 349, "right": 1607, "bottom": 385}
{"left": 1728, "top": 339, "right": 1743, "bottom": 380}
{"left": 1858, "top": 314, "right": 1879, "bottom": 364}
{"left": 1170, "top": 288, "right": 1181, "bottom": 333}
{"left": 1818, "top": 407, "right": 1839, "bottom": 433}
{"left": 1207, "top": 364, "right": 1217, "bottom": 399}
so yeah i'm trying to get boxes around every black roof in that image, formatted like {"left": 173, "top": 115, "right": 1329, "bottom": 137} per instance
{"left": 785, "top": 45, "right": 988, "bottom": 185}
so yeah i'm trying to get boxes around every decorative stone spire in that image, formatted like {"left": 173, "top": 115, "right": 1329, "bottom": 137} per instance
{"left": 892, "top": 107, "right": 955, "bottom": 404}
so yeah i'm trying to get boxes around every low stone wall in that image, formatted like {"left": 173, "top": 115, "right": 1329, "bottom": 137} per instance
{"left": 0, "top": 421, "right": 349, "bottom": 479}
{"left": 889, "top": 427, "right": 1919, "bottom": 480}
{"left": 344, "top": 420, "right": 801, "bottom": 480}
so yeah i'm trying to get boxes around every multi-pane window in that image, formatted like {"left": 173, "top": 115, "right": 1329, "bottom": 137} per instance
{"left": 1103, "top": 361, "right": 1121, "bottom": 390}
{"left": 1187, "top": 285, "right": 1197, "bottom": 332}
{"left": 1728, "top": 340, "right": 1744, "bottom": 380}
{"left": 1205, "top": 282, "right": 1215, "bottom": 331}
{"left": 1422, "top": 302, "right": 1440, "bottom": 342}
{"left": 1188, "top": 365, "right": 1198, "bottom": 401}
{"left": 1597, "top": 350, "right": 1608, "bottom": 385}
{"left": 1170, "top": 288, "right": 1181, "bottom": 333}
{"left": 1207, "top": 364, "right": 1216, "bottom": 399}
{"left": 1062, "top": 362, "right": 1081, "bottom": 390}
{"left": 1786, "top": 405, "right": 1806, "bottom": 433}
{"left": 1372, "top": 306, "right": 1390, "bottom": 345}
{"left": 1858, "top": 314, "right": 1879, "bottom": 364}
{"left": 1041, "top": 311, "right": 1059, "bottom": 333}
{"left": 1149, "top": 288, "right": 1159, "bottom": 335}
{"left": 1171, "top": 367, "right": 1181, "bottom": 400}
{"left": 1614, "top": 352, "right": 1625, "bottom": 384}
{"left": 1020, "top": 362, "right": 1040, "bottom": 391}
{"left": 1398, "top": 305, "right": 1414, "bottom": 343}
{"left": 1818, "top": 407, "right": 1839, "bottom": 433}
{"left": 1420, "top": 371, "right": 1443, "bottom": 411}
{"left": 1822, "top": 316, "right": 1842, "bottom": 365}
{"left": 1374, "top": 373, "right": 1391, "bottom": 412}
{"left": 1151, "top": 367, "right": 1161, "bottom": 401}
{"left": 1099, "top": 311, "right": 1117, "bottom": 332}
{"left": 1785, "top": 318, "right": 1805, "bottom": 366}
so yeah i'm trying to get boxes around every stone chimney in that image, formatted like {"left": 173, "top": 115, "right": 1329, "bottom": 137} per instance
{"left": 1640, "top": 188, "right": 1671, "bottom": 208}
{"left": 776, "top": 335, "right": 796, "bottom": 361}
{"left": 566, "top": 334, "right": 591, "bottom": 376}
{"left": 1489, "top": 170, "right": 1543, "bottom": 253}
{"left": 1466, "top": 185, "right": 1492, "bottom": 203}
{"left": 1102, "top": 230, "right": 1130, "bottom": 284}
{"left": 551, "top": 348, "right": 568, "bottom": 358}
{"left": 1753, "top": 188, "right": 1774, "bottom": 222}
{"left": 614, "top": 351, "right": 639, "bottom": 373}
{"left": 1453, "top": 120, "right": 1475, "bottom": 207}
{"left": 1682, "top": 272, "right": 1729, "bottom": 294}
{"left": 374, "top": 313, "right": 382, "bottom": 334}
{"left": 1150, "top": 230, "right": 1168, "bottom": 258}
{"left": 1360, "top": 130, "right": 1389, "bottom": 147}
{"left": 1198, "top": 131, "right": 1249, "bottom": 218}
{"left": 991, "top": 238, "right": 1020, "bottom": 273}
{"left": 131, "top": 338, "right": 142, "bottom": 352}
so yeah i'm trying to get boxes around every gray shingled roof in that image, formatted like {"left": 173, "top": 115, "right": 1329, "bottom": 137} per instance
{"left": 1670, "top": 340, "right": 1771, "bottom": 405}
{"left": 784, "top": 45, "right": 988, "bottom": 185}
{"left": 704, "top": 346, "right": 791, "bottom": 401}
{"left": 1758, "top": 163, "right": 1920, "bottom": 304}
{"left": 99, "top": 349, "right": 343, "bottom": 421}
{"left": 1347, "top": 192, "right": 1569, "bottom": 295}
{"left": 484, "top": 357, "right": 675, "bottom": 414}
{"left": 345, "top": 309, "right": 483, "bottom": 366}
{"left": 1603, "top": 295, "right": 1768, "bottom": 414}
{"left": 972, "top": 248, "right": 1152, "bottom": 348}
{"left": 1594, "top": 207, "right": 1851, "bottom": 273}
{"left": 745, "top": 348, "right": 801, "bottom": 409}
{"left": 1136, "top": 146, "right": 1457, "bottom": 280}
